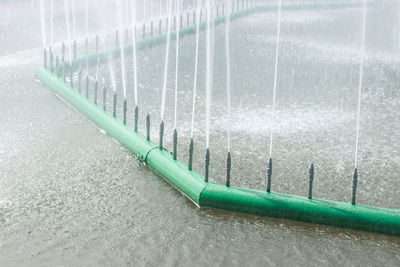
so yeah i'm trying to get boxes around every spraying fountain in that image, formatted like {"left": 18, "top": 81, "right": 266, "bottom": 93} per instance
{"left": 36, "top": 0, "right": 400, "bottom": 237}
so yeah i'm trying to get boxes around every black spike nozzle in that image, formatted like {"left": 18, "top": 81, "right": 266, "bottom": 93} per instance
{"left": 62, "top": 42, "right": 65, "bottom": 62}
{"left": 146, "top": 113, "right": 150, "bottom": 141}
{"left": 44, "top": 48, "right": 47, "bottom": 68}
{"left": 78, "top": 70, "right": 82, "bottom": 93}
{"left": 94, "top": 81, "right": 98, "bottom": 105}
{"left": 73, "top": 40, "right": 76, "bottom": 59}
{"left": 173, "top": 129, "right": 178, "bottom": 160}
{"left": 69, "top": 65, "right": 73, "bottom": 88}
{"left": 56, "top": 56, "right": 59, "bottom": 77}
{"left": 102, "top": 86, "right": 107, "bottom": 111}
{"left": 205, "top": 148, "right": 210, "bottom": 182}
{"left": 351, "top": 168, "right": 358, "bottom": 205}
{"left": 96, "top": 35, "right": 99, "bottom": 52}
{"left": 63, "top": 62, "right": 67, "bottom": 83}
{"left": 135, "top": 105, "right": 139, "bottom": 132}
{"left": 50, "top": 49, "right": 54, "bottom": 72}
{"left": 85, "top": 75, "right": 89, "bottom": 98}
{"left": 188, "top": 138, "right": 194, "bottom": 171}
{"left": 266, "top": 158, "right": 272, "bottom": 193}
{"left": 226, "top": 152, "right": 231, "bottom": 187}
{"left": 308, "top": 163, "right": 314, "bottom": 199}
{"left": 113, "top": 92, "right": 117, "bottom": 118}
{"left": 123, "top": 99, "right": 127, "bottom": 125}
{"left": 159, "top": 121, "right": 164, "bottom": 150}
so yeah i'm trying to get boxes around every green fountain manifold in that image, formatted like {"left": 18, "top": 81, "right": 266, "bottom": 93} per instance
{"left": 37, "top": 0, "right": 400, "bottom": 237}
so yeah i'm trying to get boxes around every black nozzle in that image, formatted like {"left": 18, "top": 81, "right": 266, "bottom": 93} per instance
{"left": 266, "top": 158, "right": 272, "bottom": 193}
{"left": 226, "top": 152, "right": 231, "bottom": 187}
{"left": 308, "top": 163, "right": 314, "bottom": 199}
{"left": 352, "top": 168, "right": 358, "bottom": 205}
{"left": 113, "top": 91, "right": 117, "bottom": 118}
{"left": 123, "top": 99, "right": 127, "bottom": 125}
{"left": 173, "top": 129, "right": 178, "bottom": 160}
{"left": 94, "top": 81, "right": 98, "bottom": 105}
{"left": 188, "top": 138, "right": 194, "bottom": 171}
{"left": 159, "top": 121, "right": 164, "bottom": 149}
{"left": 205, "top": 148, "right": 210, "bottom": 182}
{"left": 146, "top": 113, "right": 150, "bottom": 141}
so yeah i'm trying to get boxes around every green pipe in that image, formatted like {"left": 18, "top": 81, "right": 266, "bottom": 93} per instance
{"left": 36, "top": 67, "right": 400, "bottom": 237}
{"left": 36, "top": 67, "right": 206, "bottom": 204}
{"left": 199, "top": 183, "right": 400, "bottom": 237}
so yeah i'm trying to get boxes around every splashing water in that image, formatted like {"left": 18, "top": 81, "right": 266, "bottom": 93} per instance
{"left": 107, "top": 50, "right": 117, "bottom": 94}
{"left": 131, "top": 0, "right": 138, "bottom": 106}
{"left": 63, "top": 0, "right": 72, "bottom": 64}
{"left": 268, "top": 0, "right": 282, "bottom": 158}
{"left": 354, "top": 0, "right": 368, "bottom": 168}
{"left": 205, "top": 0, "right": 213, "bottom": 149}
{"left": 117, "top": 0, "right": 127, "bottom": 99}
{"left": 174, "top": 0, "right": 181, "bottom": 130}
{"left": 95, "top": 57, "right": 100, "bottom": 81}
{"left": 50, "top": 0, "right": 54, "bottom": 47}
{"left": 225, "top": 0, "right": 231, "bottom": 153}
{"left": 190, "top": 0, "right": 202, "bottom": 139}
{"left": 160, "top": 0, "right": 174, "bottom": 121}
{"left": 70, "top": 0, "right": 76, "bottom": 40}
{"left": 39, "top": 0, "right": 46, "bottom": 48}
{"left": 85, "top": 0, "right": 89, "bottom": 38}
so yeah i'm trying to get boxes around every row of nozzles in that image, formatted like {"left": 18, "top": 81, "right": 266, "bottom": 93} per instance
{"left": 45, "top": 52, "right": 360, "bottom": 206}
{"left": 42, "top": 0, "right": 359, "bottom": 205}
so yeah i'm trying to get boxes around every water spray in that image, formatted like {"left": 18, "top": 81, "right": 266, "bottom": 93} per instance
{"left": 352, "top": 0, "right": 367, "bottom": 204}
{"left": 160, "top": 0, "right": 174, "bottom": 121}
{"left": 266, "top": 0, "right": 282, "bottom": 191}
{"left": 225, "top": 0, "right": 232, "bottom": 186}
{"left": 131, "top": 0, "right": 139, "bottom": 107}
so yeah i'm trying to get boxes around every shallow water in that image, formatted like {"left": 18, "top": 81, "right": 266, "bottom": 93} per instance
{"left": 1, "top": 0, "right": 400, "bottom": 266}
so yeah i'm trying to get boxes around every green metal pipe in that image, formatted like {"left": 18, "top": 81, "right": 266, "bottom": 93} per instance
{"left": 36, "top": 67, "right": 400, "bottom": 237}
{"left": 199, "top": 183, "right": 400, "bottom": 237}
